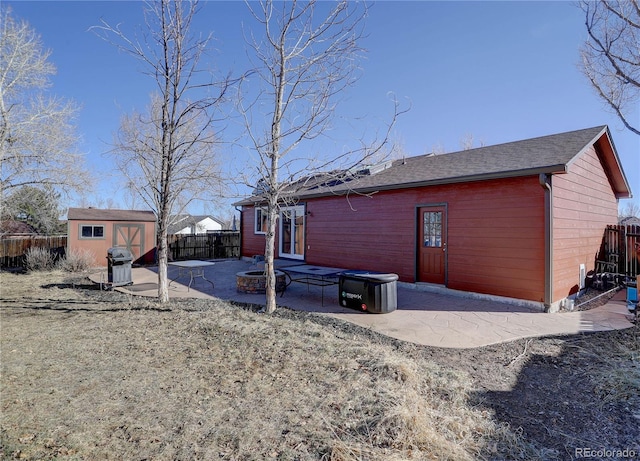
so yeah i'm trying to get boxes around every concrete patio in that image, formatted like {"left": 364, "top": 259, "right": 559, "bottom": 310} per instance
{"left": 92, "top": 258, "right": 636, "bottom": 349}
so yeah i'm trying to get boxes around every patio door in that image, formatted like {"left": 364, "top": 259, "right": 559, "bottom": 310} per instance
{"left": 279, "top": 205, "right": 305, "bottom": 260}
{"left": 418, "top": 206, "right": 447, "bottom": 284}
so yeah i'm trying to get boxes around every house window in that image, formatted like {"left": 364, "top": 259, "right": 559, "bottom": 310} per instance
{"left": 80, "top": 225, "right": 105, "bottom": 239}
{"left": 254, "top": 207, "right": 267, "bottom": 234}
{"left": 279, "top": 205, "right": 305, "bottom": 260}
{"left": 423, "top": 211, "right": 442, "bottom": 247}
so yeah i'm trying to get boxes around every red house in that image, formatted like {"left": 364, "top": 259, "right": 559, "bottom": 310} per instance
{"left": 67, "top": 208, "right": 157, "bottom": 267}
{"left": 236, "top": 126, "right": 632, "bottom": 311}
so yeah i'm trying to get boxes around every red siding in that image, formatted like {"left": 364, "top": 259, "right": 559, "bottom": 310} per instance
{"left": 239, "top": 147, "right": 621, "bottom": 306}
{"left": 304, "top": 176, "right": 546, "bottom": 302}
{"left": 552, "top": 145, "right": 619, "bottom": 301}
{"left": 240, "top": 206, "right": 269, "bottom": 258}
{"left": 305, "top": 192, "right": 415, "bottom": 279}
{"left": 445, "top": 179, "right": 545, "bottom": 302}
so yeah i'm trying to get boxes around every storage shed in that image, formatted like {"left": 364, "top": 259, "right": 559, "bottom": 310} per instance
{"left": 67, "top": 208, "right": 157, "bottom": 267}
{"left": 236, "top": 126, "right": 632, "bottom": 311}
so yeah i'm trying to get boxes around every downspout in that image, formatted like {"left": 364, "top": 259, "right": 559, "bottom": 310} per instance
{"left": 234, "top": 206, "right": 243, "bottom": 260}
{"left": 539, "top": 173, "right": 553, "bottom": 311}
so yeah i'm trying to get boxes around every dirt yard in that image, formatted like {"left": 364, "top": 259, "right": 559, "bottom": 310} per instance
{"left": 1, "top": 270, "right": 638, "bottom": 460}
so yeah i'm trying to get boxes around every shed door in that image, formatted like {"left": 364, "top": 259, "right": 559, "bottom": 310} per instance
{"left": 113, "top": 223, "right": 145, "bottom": 261}
{"left": 418, "top": 206, "right": 446, "bottom": 284}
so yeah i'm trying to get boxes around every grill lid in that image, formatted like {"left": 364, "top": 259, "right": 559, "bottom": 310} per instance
{"left": 107, "top": 247, "right": 134, "bottom": 260}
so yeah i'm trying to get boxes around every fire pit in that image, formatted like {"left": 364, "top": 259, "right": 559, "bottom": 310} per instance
{"left": 236, "top": 270, "right": 287, "bottom": 294}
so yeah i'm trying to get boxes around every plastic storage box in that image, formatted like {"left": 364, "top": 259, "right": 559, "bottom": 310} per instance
{"left": 339, "top": 271, "right": 398, "bottom": 314}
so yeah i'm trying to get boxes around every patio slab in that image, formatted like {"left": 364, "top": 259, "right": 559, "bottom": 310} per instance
{"left": 91, "top": 259, "right": 636, "bottom": 349}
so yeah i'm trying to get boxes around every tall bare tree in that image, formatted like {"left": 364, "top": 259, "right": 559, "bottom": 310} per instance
{"left": 0, "top": 8, "right": 89, "bottom": 215}
{"left": 113, "top": 91, "right": 222, "bottom": 213}
{"left": 579, "top": 0, "right": 640, "bottom": 136}
{"left": 619, "top": 201, "right": 640, "bottom": 218}
{"left": 1, "top": 185, "right": 63, "bottom": 235}
{"left": 94, "top": 0, "right": 227, "bottom": 302}
{"left": 238, "top": 0, "right": 402, "bottom": 313}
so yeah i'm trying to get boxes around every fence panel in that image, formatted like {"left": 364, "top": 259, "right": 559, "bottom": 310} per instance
{"left": 0, "top": 236, "right": 67, "bottom": 269}
{"left": 168, "top": 231, "right": 240, "bottom": 261}
{"left": 1, "top": 232, "right": 240, "bottom": 269}
{"left": 599, "top": 225, "right": 640, "bottom": 278}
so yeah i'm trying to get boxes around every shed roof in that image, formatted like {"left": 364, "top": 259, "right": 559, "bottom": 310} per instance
{"left": 67, "top": 208, "right": 156, "bottom": 222}
{"left": 235, "top": 125, "right": 632, "bottom": 205}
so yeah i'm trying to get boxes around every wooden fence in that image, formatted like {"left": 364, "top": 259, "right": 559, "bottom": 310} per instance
{"left": 0, "top": 235, "right": 67, "bottom": 269}
{"left": 167, "top": 231, "right": 240, "bottom": 261}
{"left": 1, "top": 231, "right": 241, "bottom": 269}
{"left": 599, "top": 224, "right": 640, "bottom": 278}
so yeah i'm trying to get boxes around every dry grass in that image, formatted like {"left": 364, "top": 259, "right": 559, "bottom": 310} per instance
{"left": 0, "top": 270, "right": 541, "bottom": 460}
{"left": 573, "top": 321, "right": 640, "bottom": 405}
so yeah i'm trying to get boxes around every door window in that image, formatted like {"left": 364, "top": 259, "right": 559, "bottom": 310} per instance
{"left": 423, "top": 211, "right": 442, "bottom": 247}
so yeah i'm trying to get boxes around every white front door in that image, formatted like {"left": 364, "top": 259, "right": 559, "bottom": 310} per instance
{"left": 279, "top": 205, "right": 305, "bottom": 260}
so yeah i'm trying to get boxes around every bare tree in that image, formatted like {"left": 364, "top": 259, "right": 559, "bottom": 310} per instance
{"left": 238, "top": 0, "right": 402, "bottom": 313}
{"left": 94, "top": 0, "right": 227, "bottom": 302}
{"left": 1, "top": 185, "right": 62, "bottom": 235}
{"left": 459, "top": 133, "right": 486, "bottom": 151}
{"left": 0, "top": 8, "right": 89, "bottom": 215}
{"left": 579, "top": 0, "right": 640, "bottom": 136}
{"left": 460, "top": 133, "right": 475, "bottom": 151}
{"left": 112, "top": 92, "right": 222, "bottom": 224}
{"left": 619, "top": 201, "right": 640, "bottom": 218}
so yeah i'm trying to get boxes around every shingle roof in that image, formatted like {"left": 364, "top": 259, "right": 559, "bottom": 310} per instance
{"left": 235, "top": 125, "right": 631, "bottom": 205}
{"left": 0, "top": 220, "right": 37, "bottom": 234}
{"left": 67, "top": 208, "right": 156, "bottom": 222}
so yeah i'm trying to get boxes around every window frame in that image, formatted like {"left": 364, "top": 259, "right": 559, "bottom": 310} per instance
{"left": 79, "top": 224, "right": 105, "bottom": 239}
{"left": 254, "top": 207, "right": 267, "bottom": 235}
{"left": 423, "top": 211, "right": 443, "bottom": 248}
{"left": 279, "top": 205, "right": 305, "bottom": 260}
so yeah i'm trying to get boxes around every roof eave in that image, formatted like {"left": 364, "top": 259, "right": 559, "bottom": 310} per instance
{"left": 236, "top": 167, "right": 569, "bottom": 204}
{"left": 565, "top": 126, "right": 632, "bottom": 199}
{"left": 295, "top": 166, "right": 570, "bottom": 199}
{"left": 598, "top": 128, "right": 633, "bottom": 199}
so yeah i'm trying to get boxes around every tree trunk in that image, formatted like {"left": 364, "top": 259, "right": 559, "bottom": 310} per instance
{"left": 263, "top": 201, "right": 278, "bottom": 313}
{"left": 157, "top": 210, "right": 170, "bottom": 303}
{"left": 156, "top": 176, "right": 171, "bottom": 304}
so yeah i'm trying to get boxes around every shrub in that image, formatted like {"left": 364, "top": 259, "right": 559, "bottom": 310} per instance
{"left": 25, "top": 247, "right": 55, "bottom": 272}
{"left": 58, "top": 248, "right": 96, "bottom": 272}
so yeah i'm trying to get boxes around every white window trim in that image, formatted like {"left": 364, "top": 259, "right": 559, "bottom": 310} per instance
{"left": 279, "top": 205, "right": 305, "bottom": 260}
{"left": 79, "top": 224, "right": 105, "bottom": 239}
{"left": 254, "top": 207, "right": 267, "bottom": 235}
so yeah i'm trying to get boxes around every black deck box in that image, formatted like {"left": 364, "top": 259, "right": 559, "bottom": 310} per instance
{"left": 339, "top": 271, "right": 398, "bottom": 314}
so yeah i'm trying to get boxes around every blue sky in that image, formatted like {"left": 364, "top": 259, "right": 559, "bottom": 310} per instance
{"left": 6, "top": 0, "right": 639, "bottom": 217}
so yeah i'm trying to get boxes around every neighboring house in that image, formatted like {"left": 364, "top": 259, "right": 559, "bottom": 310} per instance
{"left": 619, "top": 216, "right": 640, "bottom": 226}
{"left": 67, "top": 208, "right": 157, "bottom": 267}
{"left": 235, "top": 126, "right": 632, "bottom": 311}
{"left": 168, "top": 214, "right": 224, "bottom": 234}
{"left": 0, "top": 220, "right": 37, "bottom": 236}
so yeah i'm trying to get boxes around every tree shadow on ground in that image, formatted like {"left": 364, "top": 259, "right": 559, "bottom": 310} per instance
{"left": 0, "top": 280, "right": 172, "bottom": 313}
{"left": 470, "top": 329, "right": 640, "bottom": 460}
